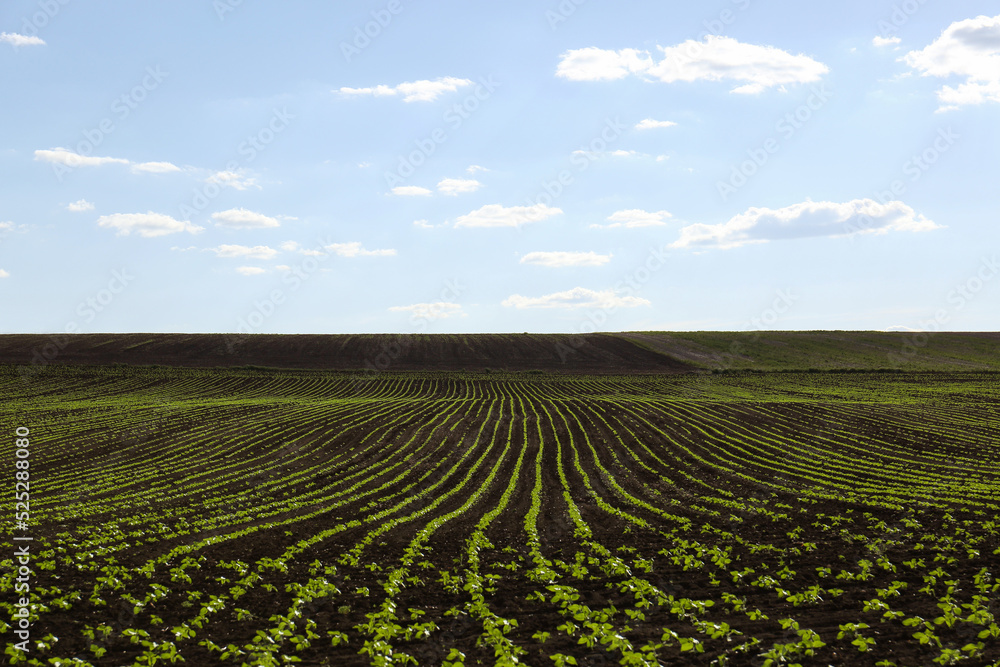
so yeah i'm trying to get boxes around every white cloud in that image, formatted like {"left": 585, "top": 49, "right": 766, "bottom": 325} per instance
{"left": 97, "top": 212, "right": 204, "bottom": 238}
{"left": 466, "top": 164, "right": 489, "bottom": 175}
{"left": 557, "top": 36, "right": 828, "bottom": 93}
{"left": 391, "top": 185, "right": 433, "bottom": 197}
{"left": 571, "top": 148, "right": 648, "bottom": 160}
{"left": 520, "top": 251, "right": 612, "bottom": 268}
{"left": 454, "top": 203, "right": 562, "bottom": 228}
{"left": 206, "top": 169, "right": 258, "bottom": 190}
{"left": 903, "top": 14, "right": 1000, "bottom": 110}
{"left": 502, "top": 287, "right": 650, "bottom": 310}
{"left": 556, "top": 47, "right": 656, "bottom": 81}
{"left": 671, "top": 199, "right": 941, "bottom": 249}
{"left": 275, "top": 264, "right": 291, "bottom": 271}
{"left": 388, "top": 302, "right": 465, "bottom": 320}
{"left": 0, "top": 269, "right": 9, "bottom": 278}
{"left": 279, "top": 241, "right": 299, "bottom": 252}
{"left": 0, "top": 222, "right": 24, "bottom": 241}
{"left": 131, "top": 161, "right": 181, "bottom": 174}
{"left": 326, "top": 242, "right": 396, "bottom": 257}
{"left": 338, "top": 76, "right": 473, "bottom": 103}
{"left": 413, "top": 219, "right": 435, "bottom": 229}
{"left": 593, "top": 209, "right": 674, "bottom": 229}
{"left": 211, "top": 208, "right": 281, "bottom": 229}
{"left": 635, "top": 118, "right": 678, "bottom": 130}
{"left": 0, "top": 33, "right": 45, "bottom": 47}
{"left": 873, "top": 36, "right": 902, "bottom": 47}
{"left": 35, "top": 149, "right": 182, "bottom": 174}
{"left": 67, "top": 199, "right": 95, "bottom": 212}
{"left": 437, "top": 178, "right": 482, "bottom": 196}
{"left": 236, "top": 266, "right": 267, "bottom": 276}
{"left": 34, "top": 148, "right": 129, "bottom": 168}
{"left": 211, "top": 244, "right": 278, "bottom": 260}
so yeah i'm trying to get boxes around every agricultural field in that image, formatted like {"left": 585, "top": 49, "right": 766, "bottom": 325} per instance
{"left": 2, "top": 331, "right": 999, "bottom": 373}
{"left": 2, "top": 363, "right": 1000, "bottom": 666}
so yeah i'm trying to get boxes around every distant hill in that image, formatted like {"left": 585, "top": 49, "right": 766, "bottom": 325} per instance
{"left": 618, "top": 331, "right": 1000, "bottom": 372}
{"left": 0, "top": 333, "right": 693, "bottom": 374}
{"left": 0, "top": 331, "right": 996, "bottom": 373}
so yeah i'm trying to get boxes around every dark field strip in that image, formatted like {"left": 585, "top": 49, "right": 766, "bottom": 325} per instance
{"left": 2, "top": 366, "right": 1000, "bottom": 666}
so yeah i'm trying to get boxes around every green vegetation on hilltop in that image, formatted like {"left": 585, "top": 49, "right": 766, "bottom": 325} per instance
{"left": 616, "top": 331, "right": 1000, "bottom": 372}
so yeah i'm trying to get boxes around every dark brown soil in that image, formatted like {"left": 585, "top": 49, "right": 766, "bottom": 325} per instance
{"left": 4, "top": 369, "right": 1000, "bottom": 666}
{"left": 0, "top": 332, "right": 695, "bottom": 374}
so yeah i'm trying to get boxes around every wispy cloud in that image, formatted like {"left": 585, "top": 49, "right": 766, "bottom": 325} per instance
{"left": 635, "top": 118, "right": 677, "bottom": 130}
{"left": 35, "top": 148, "right": 180, "bottom": 174}
{"left": 131, "top": 161, "right": 181, "bottom": 174}
{"left": 391, "top": 186, "right": 433, "bottom": 197}
{"left": 592, "top": 209, "right": 674, "bottom": 229}
{"left": 338, "top": 77, "right": 473, "bottom": 103}
{"left": 236, "top": 266, "right": 267, "bottom": 276}
{"left": 211, "top": 208, "right": 281, "bottom": 229}
{"left": 388, "top": 302, "right": 465, "bottom": 320}
{"left": 520, "top": 251, "right": 612, "bottom": 268}
{"left": 454, "top": 203, "right": 562, "bottom": 228}
{"left": 503, "top": 287, "right": 650, "bottom": 309}
{"left": 67, "top": 199, "right": 95, "bottom": 212}
{"left": 206, "top": 169, "right": 258, "bottom": 190}
{"left": 210, "top": 244, "right": 279, "bottom": 260}
{"left": 437, "top": 178, "right": 482, "bottom": 196}
{"left": 0, "top": 33, "right": 45, "bottom": 47}
{"left": 34, "top": 149, "right": 129, "bottom": 168}
{"left": 326, "top": 242, "right": 396, "bottom": 257}
{"left": 557, "top": 36, "right": 828, "bottom": 94}
{"left": 571, "top": 148, "right": 647, "bottom": 160}
{"left": 97, "top": 212, "right": 203, "bottom": 238}
{"left": 671, "top": 199, "right": 940, "bottom": 249}
{"left": 873, "top": 36, "right": 902, "bottom": 47}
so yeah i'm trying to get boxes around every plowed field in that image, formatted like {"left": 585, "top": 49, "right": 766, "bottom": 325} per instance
{"left": 3, "top": 366, "right": 1000, "bottom": 666}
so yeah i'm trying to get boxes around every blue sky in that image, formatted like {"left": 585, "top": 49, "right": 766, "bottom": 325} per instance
{"left": 2, "top": 0, "right": 998, "bottom": 335}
